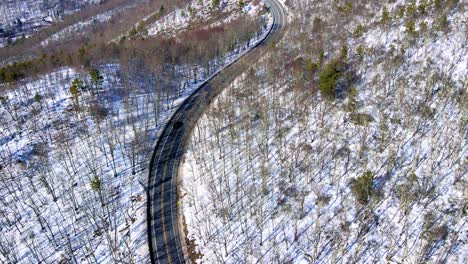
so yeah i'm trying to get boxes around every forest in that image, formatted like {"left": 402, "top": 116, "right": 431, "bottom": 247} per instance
{"left": 180, "top": 0, "right": 467, "bottom": 263}
{"left": 0, "top": 0, "right": 269, "bottom": 262}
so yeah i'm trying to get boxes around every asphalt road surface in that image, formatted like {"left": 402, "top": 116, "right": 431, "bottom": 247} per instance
{"left": 147, "top": 1, "right": 286, "bottom": 263}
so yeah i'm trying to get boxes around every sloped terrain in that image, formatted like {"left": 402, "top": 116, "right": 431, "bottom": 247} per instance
{"left": 0, "top": 0, "right": 101, "bottom": 46}
{"left": 0, "top": 0, "right": 269, "bottom": 262}
{"left": 180, "top": 0, "right": 467, "bottom": 263}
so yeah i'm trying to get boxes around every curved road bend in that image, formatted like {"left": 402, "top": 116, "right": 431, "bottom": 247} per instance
{"left": 147, "top": 0, "right": 287, "bottom": 263}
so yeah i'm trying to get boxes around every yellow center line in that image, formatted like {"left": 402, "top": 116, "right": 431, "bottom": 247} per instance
{"left": 154, "top": 2, "right": 283, "bottom": 263}
{"left": 158, "top": 92, "right": 195, "bottom": 264}
{"left": 160, "top": 157, "right": 173, "bottom": 264}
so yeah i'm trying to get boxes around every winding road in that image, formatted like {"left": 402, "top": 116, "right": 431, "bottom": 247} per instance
{"left": 147, "top": 1, "right": 286, "bottom": 263}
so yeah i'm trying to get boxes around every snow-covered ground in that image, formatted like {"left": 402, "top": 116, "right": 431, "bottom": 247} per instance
{"left": 180, "top": 0, "right": 467, "bottom": 263}
{"left": 40, "top": 3, "right": 137, "bottom": 46}
{"left": 0, "top": 65, "right": 154, "bottom": 263}
{"left": 0, "top": 6, "right": 271, "bottom": 262}
{"left": 0, "top": 0, "right": 101, "bottom": 27}
{"left": 0, "top": 0, "right": 101, "bottom": 47}
{"left": 147, "top": 0, "right": 264, "bottom": 37}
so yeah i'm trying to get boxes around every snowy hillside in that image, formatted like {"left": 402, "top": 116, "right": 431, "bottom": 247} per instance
{"left": 0, "top": 0, "right": 465, "bottom": 263}
{"left": 146, "top": 0, "right": 265, "bottom": 37}
{"left": 0, "top": 0, "right": 271, "bottom": 261}
{"left": 40, "top": 3, "right": 137, "bottom": 47}
{"left": 180, "top": 0, "right": 467, "bottom": 263}
{"left": 0, "top": 0, "right": 101, "bottom": 46}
